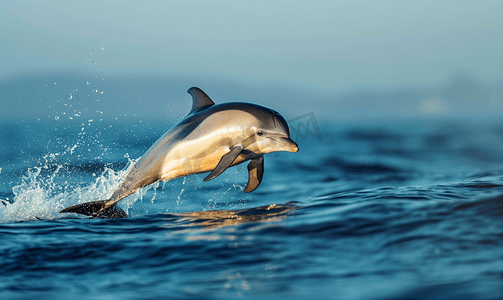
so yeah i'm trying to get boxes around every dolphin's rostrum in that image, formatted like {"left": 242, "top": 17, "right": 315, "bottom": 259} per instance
{"left": 60, "top": 87, "right": 299, "bottom": 218}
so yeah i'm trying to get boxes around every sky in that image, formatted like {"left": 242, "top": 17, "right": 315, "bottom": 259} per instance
{"left": 1, "top": 0, "right": 503, "bottom": 91}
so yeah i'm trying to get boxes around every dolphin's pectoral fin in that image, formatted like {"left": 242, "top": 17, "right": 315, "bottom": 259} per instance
{"left": 60, "top": 200, "right": 128, "bottom": 219}
{"left": 187, "top": 87, "right": 215, "bottom": 113}
{"left": 244, "top": 156, "right": 264, "bottom": 193}
{"left": 204, "top": 145, "right": 243, "bottom": 182}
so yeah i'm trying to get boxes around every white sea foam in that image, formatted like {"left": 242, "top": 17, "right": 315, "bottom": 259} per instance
{"left": 0, "top": 156, "right": 155, "bottom": 223}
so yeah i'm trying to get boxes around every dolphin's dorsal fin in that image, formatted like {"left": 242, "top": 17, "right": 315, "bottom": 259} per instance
{"left": 187, "top": 87, "right": 215, "bottom": 113}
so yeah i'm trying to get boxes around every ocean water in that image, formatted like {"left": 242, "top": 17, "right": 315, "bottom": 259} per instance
{"left": 1, "top": 116, "right": 503, "bottom": 299}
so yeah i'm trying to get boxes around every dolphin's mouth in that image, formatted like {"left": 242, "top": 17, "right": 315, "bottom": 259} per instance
{"left": 272, "top": 136, "right": 299, "bottom": 153}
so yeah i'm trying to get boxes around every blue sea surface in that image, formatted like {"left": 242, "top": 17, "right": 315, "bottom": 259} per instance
{"left": 1, "top": 117, "right": 503, "bottom": 299}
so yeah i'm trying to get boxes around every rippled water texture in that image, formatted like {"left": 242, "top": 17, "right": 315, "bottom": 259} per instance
{"left": 1, "top": 119, "right": 503, "bottom": 299}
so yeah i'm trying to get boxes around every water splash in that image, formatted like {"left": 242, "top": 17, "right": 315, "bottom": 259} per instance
{"left": 0, "top": 155, "right": 147, "bottom": 223}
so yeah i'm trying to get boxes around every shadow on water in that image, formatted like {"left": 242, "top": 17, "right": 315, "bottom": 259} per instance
{"left": 454, "top": 193, "right": 503, "bottom": 217}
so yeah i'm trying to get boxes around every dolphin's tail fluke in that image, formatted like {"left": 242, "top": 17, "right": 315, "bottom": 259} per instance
{"left": 60, "top": 200, "right": 128, "bottom": 219}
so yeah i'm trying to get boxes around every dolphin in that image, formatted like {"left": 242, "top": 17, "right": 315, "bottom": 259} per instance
{"left": 60, "top": 87, "right": 299, "bottom": 218}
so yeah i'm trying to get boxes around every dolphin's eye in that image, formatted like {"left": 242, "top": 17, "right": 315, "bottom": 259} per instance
{"left": 257, "top": 130, "right": 263, "bottom": 136}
